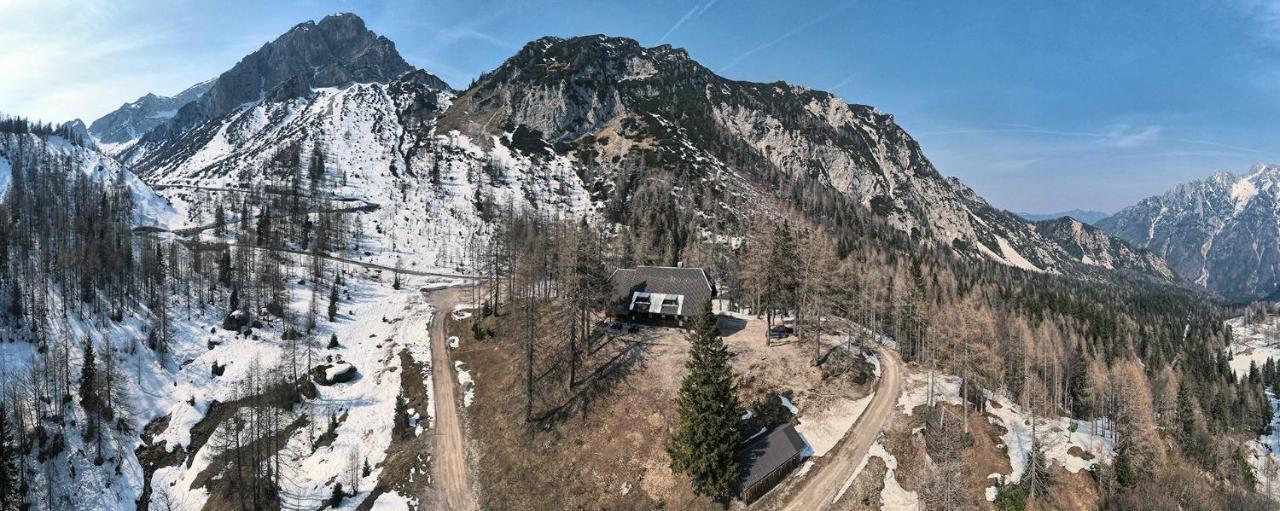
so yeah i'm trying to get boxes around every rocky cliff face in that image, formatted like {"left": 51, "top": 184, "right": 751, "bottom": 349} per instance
{"left": 1098, "top": 164, "right": 1280, "bottom": 298}
{"left": 124, "top": 22, "right": 1175, "bottom": 285}
{"left": 88, "top": 80, "right": 213, "bottom": 149}
{"left": 1033, "top": 216, "right": 1174, "bottom": 281}
{"left": 440, "top": 34, "right": 1173, "bottom": 281}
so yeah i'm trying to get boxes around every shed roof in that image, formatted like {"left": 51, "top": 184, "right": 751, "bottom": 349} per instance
{"left": 737, "top": 424, "right": 806, "bottom": 491}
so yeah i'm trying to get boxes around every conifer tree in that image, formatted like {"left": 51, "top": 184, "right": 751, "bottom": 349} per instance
{"left": 79, "top": 339, "right": 98, "bottom": 416}
{"left": 0, "top": 403, "right": 19, "bottom": 510}
{"left": 669, "top": 305, "right": 741, "bottom": 500}
{"left": 1023, "top": 438, "right": 1052, "bottom": 504}
{"left": 213, "top": 203, "right": 227, "bottom": 237}
{"left": 1176, "top": 385, "right": 1200, "bottom": 458}
{"left": 328, "top": 283, "right": 339, "bottom": 322}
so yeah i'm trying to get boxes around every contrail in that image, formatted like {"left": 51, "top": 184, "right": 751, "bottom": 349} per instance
{"left": 720, "top": 1, "right": 856, "bottom": 73}
{"left": 658, "top": 0, "right": 719, "bottom": 44}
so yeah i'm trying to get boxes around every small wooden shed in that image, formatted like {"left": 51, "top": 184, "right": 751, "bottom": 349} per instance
{"left": 736, "top": 424, "right": 807, "bottom": 502}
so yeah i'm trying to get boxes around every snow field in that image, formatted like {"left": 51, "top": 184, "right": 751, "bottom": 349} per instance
{"left": 142, "top": 273, "right": 445, "bottom": 510}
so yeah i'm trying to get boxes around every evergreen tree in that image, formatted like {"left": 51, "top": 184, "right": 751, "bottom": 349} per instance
{"left": 669, "top": 305, "right": 742, "bottom": 500}
{"left": 328, "top": 283, "right": 339, "bottom": 322}
{"left": 1114, "top": 444, "right": 1137, "bottom": 489}
{"left": 762, "top": 222, "right": 798, "bottom": 334}
{"left": 1069, "top": 358, "right": 1092, "bottom": 418}
{"left": 256, "top": 205, "right": 272, "bottom": 246}
{"left": 213, "top": 202, "right": 227, "bottom": 237}
{"left": 0, "top": 403, "right": 21, "bottom": 510}
{"left": 1023, "top": 438, "right": 1052, "bottom": 504}
{"left": 1176, "top": 385, "right": 1200, "bottom": 459}
{"left": 80, "top": 338, "right": 98, "bottom": 416}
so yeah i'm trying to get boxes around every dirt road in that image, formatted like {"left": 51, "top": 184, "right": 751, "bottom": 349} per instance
{"left": 423, "top": 286, "right": 479, "bottom": 511}
{"left": 781, "top": 348, "right": 904, "bottom": 510}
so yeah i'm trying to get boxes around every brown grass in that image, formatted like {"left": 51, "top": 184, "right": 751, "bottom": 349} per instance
{"left": 452, "top": 303, "right": 718, "bottom": 510}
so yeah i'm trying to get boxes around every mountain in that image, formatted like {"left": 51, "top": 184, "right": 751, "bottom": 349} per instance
{"left": 1098, "top": 163, "right": 1280, "bottom": 298}
{"left": 438, "top": 34, "right": 1173, "bottom": 282}
{"left": 88, "top": 80, "right": 213, "bottom": 150}
{"left": 120, "top": 13, "right": 420, "bottom": 170}
{"left": 1017, "top": 209, "right": 1109, "bottom": 224}
{"left": 122, "top": 22, "right": 1174, "bottom": 285}
{"left": 1031, "top": 216, "right": 1174, "bottom": 281}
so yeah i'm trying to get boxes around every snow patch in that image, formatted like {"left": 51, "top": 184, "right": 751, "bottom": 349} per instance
{"left": 454, "top": 360, "right": 475, "bottom": 407}
{"left": 794, "top": 393, "right": 873, "bottom": 458}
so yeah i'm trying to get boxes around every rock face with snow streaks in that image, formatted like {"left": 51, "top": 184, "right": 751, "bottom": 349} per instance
{"left": 1099, "top": 164, "right": 1280, "bottom": 298}
{"left": 89, "top": 80, "right": 213, "bottom": 148}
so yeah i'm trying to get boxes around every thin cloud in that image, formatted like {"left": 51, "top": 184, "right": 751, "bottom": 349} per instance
{"left": 431, "top": 24, "right": 511, "bottom": 49}
{"left": 657, "top": 0, "right": 718, "bottom": 44}
{"left": 917, "top": 125, "right": 1261, "bottom": 155}
{"left": 829, "top": 72, "right": 857, "bottom": 92}
{"left": 1100, "top": 125, "right": 1161, "bottom": 148}
{"left": 1238, "top": 0, "right": 1280, "bottom": 46}
{"left": 719, "top": 1, "right": 856, "bottom": 73}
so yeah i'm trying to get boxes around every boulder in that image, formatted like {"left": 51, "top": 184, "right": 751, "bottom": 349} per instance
{"left": 221, "top": 310, "right": 248, "bottom": 331}
{"left": 313, "top": 362, "right": 358, "bottom": 385}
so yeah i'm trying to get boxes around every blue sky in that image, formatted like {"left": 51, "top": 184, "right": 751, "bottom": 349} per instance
{"left": 2, "top": 0, "right": 1277, "bottom": 212}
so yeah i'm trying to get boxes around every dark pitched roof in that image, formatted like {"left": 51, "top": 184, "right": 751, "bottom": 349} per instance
{"left": 610, "top": 266, "right": 715, "bottom": 318}
{"left": 738, "top": 424, "right": 806, "bottom": 491}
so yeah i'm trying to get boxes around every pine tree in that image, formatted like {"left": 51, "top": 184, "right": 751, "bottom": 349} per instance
{"left": 0, "top": 403, "right": 21, "bottom": 510}
{"left": 1176, "top": 385, "right": 1200, "bottom": 459}
{"left": 79, "top": 338, "right": 98, "bottom": 416}
{"left": 1023, "top": 438, "right": 1052, "bottom": 504}
{"left": 213, "top": 203, "right": 226, "bottom": 237}
{"left": 1069, "top": 357, "right": 1092, "bottom": 418}
{"left": 328, "top": 283, "right": 339, "bottom": 322}
{"left": 762, "top": 222, "right": 798, "bottom": 337}
{"left": 669, "top": 305, "right": 742, "bottom": 500}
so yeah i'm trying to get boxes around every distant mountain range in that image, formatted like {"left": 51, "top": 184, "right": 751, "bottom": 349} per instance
{"left": 88, "top": 80, "right": 212, "bottom": 149}
{"left": 1098, "top": 163, "right": 1280, "bottom": 299}
{"left": 1017, "top": 209, "right": 1110, "bottom": 225}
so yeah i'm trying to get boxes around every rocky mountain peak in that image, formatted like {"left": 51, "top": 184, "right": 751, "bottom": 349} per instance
{"left": 1099, "top": 163, "right": 1280, "bottom": 298}
{"left": 137, "top": 12, "right": 417, "bottom": 144}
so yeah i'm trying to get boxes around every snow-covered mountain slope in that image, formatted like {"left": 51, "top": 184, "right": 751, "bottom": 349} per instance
{"left": 89, "top": 79, "right": 213, "bottom": 151}
{"left": 133, "top": 70, "right": 596, "bottom": 272}
{"left": 1098, "top": 163, "right": 1280, "bottom": 298}
{"left": 121, "top": 13, "right": 420, "bottom": 168}
{"left": 0, "top": 131, "right": 177, "bottom": 228}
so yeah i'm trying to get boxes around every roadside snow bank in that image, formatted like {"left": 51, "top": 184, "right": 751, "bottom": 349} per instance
{"left": 454, "top": 361, "right": 475, "bottom": 407}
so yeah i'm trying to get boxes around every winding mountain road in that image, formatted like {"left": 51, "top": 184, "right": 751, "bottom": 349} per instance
{"left": 780, "top": 348, "right": 904, "bottom": 510}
